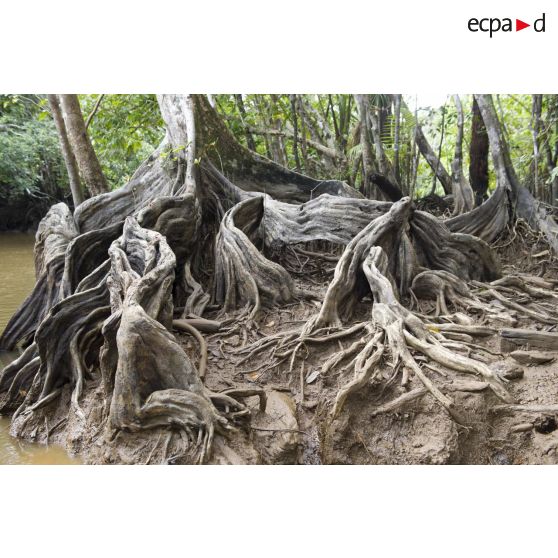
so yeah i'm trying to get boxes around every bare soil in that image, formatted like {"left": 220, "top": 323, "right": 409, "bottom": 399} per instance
{"left": 9, "top": 232, "right": 558, "bottom": 465}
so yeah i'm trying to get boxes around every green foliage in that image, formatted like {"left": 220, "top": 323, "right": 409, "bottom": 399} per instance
{"left": 412, "top": 94, "right": 549, "bottom": 197}
{"left": 0, "top": 94, "right": 165, "bottom": 208}
{"left": 414, "top": 96, "right": 456, "bottom": 197}
{"left": 214, "top": 93, "right": 558, "bottom": 201}
{"left": 215, "top": 94, "right": 359, "bottom": 181}
{"left": 79, "top": 94, "right": 164, "bottom": 189}
{"left": 0, "top": 94, "right": 68, "bottom": 203}
{"left": 2, "top": 92, "right": 556, "bottom": 214}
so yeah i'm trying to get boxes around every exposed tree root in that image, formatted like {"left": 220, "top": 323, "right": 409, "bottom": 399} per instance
{"left": 331, "top": 331, "right": 384, "bottom": 419}
{"left": 3, "top": 93, "right": 558, "bottom": 464}
{"left": 237, "top": 200, "right": 519, "bottom": 426}
{"left": 0, "top": 203, "right": 78, "bottom": 350}
{"left": 214, "top": 197, "right": 298, "bottom": 318}
{"left": 172, "top": 319, "right": 208, "bottom": 380}
{"left": 102, "top": 219, "right": 248, "bottom": 463}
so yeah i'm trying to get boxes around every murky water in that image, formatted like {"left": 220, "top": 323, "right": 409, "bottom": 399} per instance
{"left": 0, "top": 233, "right": 79, "bottom": 464}
{"left": 0, "top": 417, "right": 78, "bottom": 464}
{"left": 0, "top": 234, "right": 36, "bottom": 337}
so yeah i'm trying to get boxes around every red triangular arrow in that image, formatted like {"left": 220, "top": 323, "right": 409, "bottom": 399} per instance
{"left": 516, "top": 19, "right": 530, "bottom": 31}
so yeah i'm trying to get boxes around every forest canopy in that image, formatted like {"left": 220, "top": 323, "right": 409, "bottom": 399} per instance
{"left": 1, "top": 94, "right": 557, "bottom": 223}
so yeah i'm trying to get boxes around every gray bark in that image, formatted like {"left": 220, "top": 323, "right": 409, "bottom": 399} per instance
{"left": 468, "top": 98, "right": 489, "bottom": 206}
{"left": 59, "top": 94, "right": 109, "bottom": 197}
{"left": 354, "top": 95, "right": 375, "bottom": 198}
{"left": 450, "top": 95, "right": 474, "bottom": 214}
{"left": 478, "top": 94, "right": 558, "bottom": 252}
{"left": 48, "top": 94, "right": 84, "bottom": 208}
{"left": 402, "top": 99, "right": 452, "bottom": 195}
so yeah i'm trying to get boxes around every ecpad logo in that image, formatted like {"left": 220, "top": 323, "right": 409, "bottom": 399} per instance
{"left": 468, "top": 13, "right": 546, "bottom": 37}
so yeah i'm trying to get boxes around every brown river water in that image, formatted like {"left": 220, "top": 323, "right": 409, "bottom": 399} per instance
{"left": 0, "top": 233, "right": 79, "bottom": 464}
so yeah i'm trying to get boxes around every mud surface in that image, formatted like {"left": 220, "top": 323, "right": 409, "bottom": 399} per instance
{"left": 4, "top": 236, "right": 558, "bottom": 465}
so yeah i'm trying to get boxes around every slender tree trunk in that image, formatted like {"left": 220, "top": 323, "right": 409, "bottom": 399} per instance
{"left": 234, "top": 94, "right": 256, "bottom": 151}
{"left": 429, "top": 102, "right": 447, "bottom": 196}
{"left": 409, "top": 101, "right": 419, "bottom": 198}
{"left": 59, "top": 94, "right": 109, "bottom": 197}
{"left": 298, "top": 96, "right": 310, "bottom": 172}
{"left": 299, "top": 96, "right": 336, "bottom": 151}
{"left": 410, "top": 139, "right": 419, "bottom": 199}
{"left": 543, "top": 95, "right": 558, "bottom": 205}
{"left": 393, "top": 94, "right": 402, "bottom": 186}
{"left": 269, "top": 95, "right": 288, "bottom": 167}
{"left": 296, "top": 96, "right": 338, "bottom": 173}
{"left": 450, "top": 95, "right": 474, "bottom": 214}
{"left": 468, "top": 97, "right": 489, "bottom": 206}
{"left": 85, "top": 94, "right": 105, "bottom": 130}
{"left": 402, "top": 99, "right": 452, "bottom": 195}
{"left": 328, "top": 94, "right": 340, "bottom": 146}
{"left": 48, "top": 94, "right": 84, "bottom": 208}
{"left": 368, "top": 109, "right": 394, "bottom": 181}
{"left": 355, "top": 95, "right": 375, "bottom": 198}
{"left": 290, "top": 94, "right": 301, "bottom": 171}
{"left": 530, "top": 94, "right": 543, "bottom": 200}
{"left": 338, "top": 95, "right": 352, "bottom": 154}
{"left": 366, "top": 98, "right": 403, "bottom": 201}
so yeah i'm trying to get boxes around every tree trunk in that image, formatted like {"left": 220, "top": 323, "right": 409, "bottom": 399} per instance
{"left": 290, "top": 94, "right": 301, "bottom": 171}
{"left": 415, "top": 125, "right": 451, "bottom": 194}
{"left": 402, "top": 99, "right": 452, "bottom": 195}
{"left": 449, "top": 94, "right": 558, "bottom": 252}
{"left": 354, "top": 95, "right": 375, "bottom": 198}
{"left": 234, "top": 94, "right": 256, "bottom": 151}
{"left": 48, "top": 94, "right": 84, "bottom": 208}
{"left": 58, "top": 94, "right": 109, "bottom": 197}
{"left": 446, "top": 94, "right": 517, "bottom": 242}
{"left": 450, "top": 95, "right": 474, "bottom": 214}
{"left": 392, "top": 94, "right": 402, "bottom": 186}
{"left": 529, "top": 94, "right": 543, "bottom": 199}
{"left": 468, "top": 97, "right": 489, "bottom": 206}
{"left": 544, "top": 95, "right": 558, "bottom": 205}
